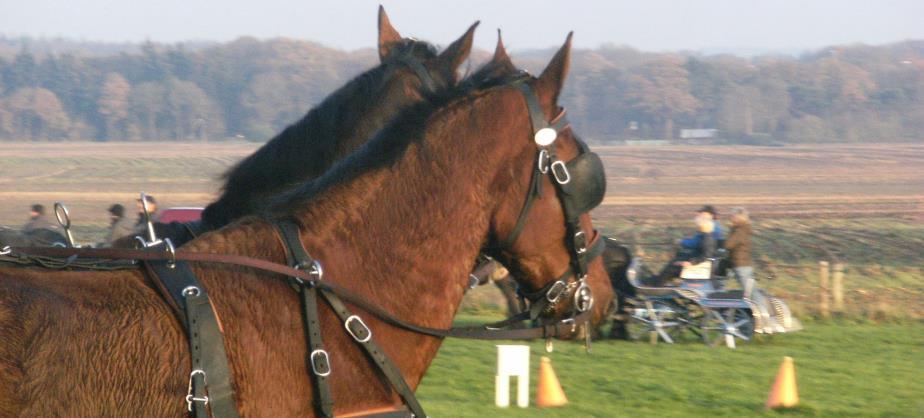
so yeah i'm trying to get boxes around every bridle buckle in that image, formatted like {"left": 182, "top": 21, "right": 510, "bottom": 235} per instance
{"left": 551, "top": 160, "right": 570, "bottom": 184}
{"left": 344, "top": 315, "right": 372, "bottom": 343}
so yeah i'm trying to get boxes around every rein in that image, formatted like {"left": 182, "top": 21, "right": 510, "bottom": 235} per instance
{"left": 0, "top": 244, "right": 592, "bottom": 341}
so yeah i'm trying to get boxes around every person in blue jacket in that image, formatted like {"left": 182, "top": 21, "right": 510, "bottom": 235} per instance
{"left": 678, "top": 205, "right": 724, "bottom": 252}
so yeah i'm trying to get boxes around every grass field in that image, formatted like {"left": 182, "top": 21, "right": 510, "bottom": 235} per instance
{"left": 418, "top": 317, "right": 924, "bottom": 417}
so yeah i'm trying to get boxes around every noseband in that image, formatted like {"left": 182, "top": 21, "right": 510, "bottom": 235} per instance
{"left": 493, "top": 82, "right": 607, "bottom": 323}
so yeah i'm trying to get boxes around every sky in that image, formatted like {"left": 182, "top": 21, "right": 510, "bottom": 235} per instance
{"left": 2, "top": 0, "right": 923, "bottom": 55}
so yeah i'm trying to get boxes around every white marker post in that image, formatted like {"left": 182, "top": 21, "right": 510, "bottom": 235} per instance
{"left": 495, "top": 344, "right": 530, "bottom": 408}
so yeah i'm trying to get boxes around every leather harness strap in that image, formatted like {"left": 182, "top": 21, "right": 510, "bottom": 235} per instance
{"left": 321, "top": 289, "right": 427, "bottom": 417}
{"left": 146, "top": 255, "right": 241, "bottom": 418}
{"left": 7, "top": 235, "right": 598, "bottom": 339}
{"left": 275, "top": 220, "right": 426, "bottom": 418}
{"left": 275, "top": 220, "right": 334, "bottom": 418}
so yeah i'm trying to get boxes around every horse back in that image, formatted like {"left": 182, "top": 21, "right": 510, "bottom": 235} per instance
{"left": 0, "top": 266, "right": 188, "bottom": 416}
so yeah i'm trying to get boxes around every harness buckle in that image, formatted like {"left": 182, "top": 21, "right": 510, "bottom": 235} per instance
{"left": 293, "top": 260, "right": 323, "bottom": 285}
{"left": 310, "top": 349, "right": 332, "bottom": 377}
{"left": 344, "top": 315, "right": 372, "bottom": 343}
{"left": 537, "top": 149, "right": 551, "bottom": 174}
{"left": 545, "top": 280, "right": 567, "bottom": 303}
{"left": 574, "top": 230, "right": 587, "bottom": 254}
{"left": 185, "top": 369, "right": 209, "bottom": 411}
{"left": 551, "top": 160, "right": 571, "bottom": 184}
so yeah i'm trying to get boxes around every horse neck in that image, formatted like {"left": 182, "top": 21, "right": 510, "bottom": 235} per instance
{"left": 316, "top": 90, "right": 526, "bottom": 313}
{"left": 208, "top": 72, "right": 424, "bottom": 227}
{"left": 188, "top": 88, "right": 530, "bottom": 391}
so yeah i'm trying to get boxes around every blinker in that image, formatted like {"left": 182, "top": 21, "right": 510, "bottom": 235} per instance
{"left": 561, "top": 151, "right": 607, "bottom": 215}
{"left": 534, "top": 127, "right": 558, "bottom": 146}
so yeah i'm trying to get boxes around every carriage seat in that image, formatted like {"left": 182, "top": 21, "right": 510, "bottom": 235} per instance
{"left": 626, "top": 258, "right": 678, "bottom": 297}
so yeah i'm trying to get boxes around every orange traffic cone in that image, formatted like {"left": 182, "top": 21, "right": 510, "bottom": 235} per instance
{"left": 536, "top": 356, "right": 568, "bottom": 407}
{"left": 766, "top": 356, "right": 799, "bottom": 409}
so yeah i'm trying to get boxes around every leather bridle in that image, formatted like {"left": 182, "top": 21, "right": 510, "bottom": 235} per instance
{"left": 488, "top": 81, "right": 607, "bottom": 328}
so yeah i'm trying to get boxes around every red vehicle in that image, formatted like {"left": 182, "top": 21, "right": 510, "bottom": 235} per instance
{"left": 157, "top": 207, "right": 204, "bottom": 223}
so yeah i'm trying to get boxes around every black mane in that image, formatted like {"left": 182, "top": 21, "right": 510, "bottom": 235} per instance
{"left": 269, "top": 60, "right": 531, "bottom": 215}
{"left": 201, "top": 39, "right": 441, "bottom": 229}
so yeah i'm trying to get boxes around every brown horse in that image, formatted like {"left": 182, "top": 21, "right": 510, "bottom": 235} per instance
{"left": 0, "top": 34, "right": 612, "bottom": 416}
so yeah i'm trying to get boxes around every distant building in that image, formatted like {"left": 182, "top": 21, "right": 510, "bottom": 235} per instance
{"left": 679, "top": 128, "right": 718, "bottom": 139}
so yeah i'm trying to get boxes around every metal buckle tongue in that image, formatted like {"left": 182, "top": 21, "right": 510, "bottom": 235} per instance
{"left": 185, "top": 370, "right": 209, "bottom": 411}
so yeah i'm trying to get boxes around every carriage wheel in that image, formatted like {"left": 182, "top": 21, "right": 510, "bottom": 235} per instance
{"left": 700, "top": 308, "right": 755, "bottom": 348}
{"left": 626, "top": 300, "right": 687, "bottom": 344}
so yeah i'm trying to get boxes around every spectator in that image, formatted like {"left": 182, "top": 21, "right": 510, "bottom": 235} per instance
{"left": 22, "top": 204, "right": 58, "bottom": 233}
{"left": 103, "top": 204, "right": 136, "bottom": 246}
{"left": 724, "top": 207, "right": 755, "bottom": 297}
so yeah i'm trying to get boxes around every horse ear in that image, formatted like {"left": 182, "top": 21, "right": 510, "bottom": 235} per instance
{"left": 535, "top": 32, "right": 573, "bottom": 108}
{"left": 437, "top": 21, "right": 480, "bottom": 75}
{"left": 378, "top": 5, "right": 403, "bottom": 61}
{"left": 490, "top": 29, "right": 516, "bottom": 72}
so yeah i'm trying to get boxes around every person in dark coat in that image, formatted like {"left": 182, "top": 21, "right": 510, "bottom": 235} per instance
{"left": 22, "top": 204, "right": 58, "bottom": 233}
{"left": 653, "top": 214, "right": 717, "bottom": 286}
{"left": 724, "top": 207, "right": 755, "bottom": 297}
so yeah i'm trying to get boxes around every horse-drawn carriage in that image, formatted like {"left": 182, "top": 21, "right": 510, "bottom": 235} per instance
{"left": 622, "top": 248, "right": 802, "bottom": 348}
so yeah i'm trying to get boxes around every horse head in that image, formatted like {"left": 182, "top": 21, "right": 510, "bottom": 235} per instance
{"left": 485, "top": 33, "right": 614, "bottom": 336}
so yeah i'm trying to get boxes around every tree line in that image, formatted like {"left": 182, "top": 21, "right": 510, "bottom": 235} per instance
{"left": 0, "top": 37, "right": 921, "bottom": 143}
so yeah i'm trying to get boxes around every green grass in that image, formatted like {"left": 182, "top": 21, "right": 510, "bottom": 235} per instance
{"left": 417, "top": 320, "right": 924, "bottom": 417}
